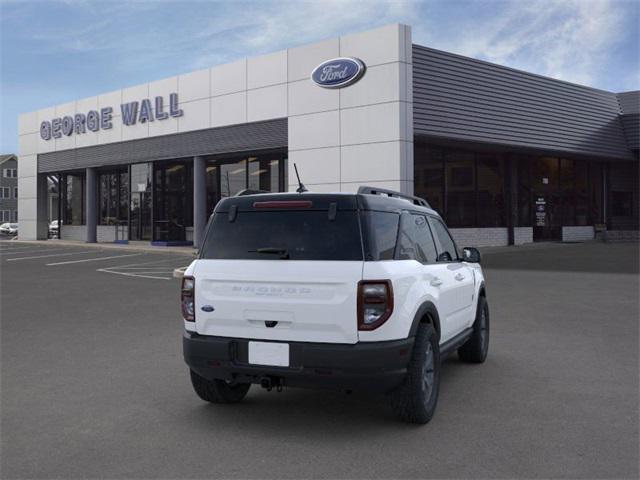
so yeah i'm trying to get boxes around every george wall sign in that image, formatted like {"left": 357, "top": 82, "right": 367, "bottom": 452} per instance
{"left": 311, "top": 57, "right": 366, "bottom": 89}
{"left": 40, "top": 93, "right": 184, "bottom": 140}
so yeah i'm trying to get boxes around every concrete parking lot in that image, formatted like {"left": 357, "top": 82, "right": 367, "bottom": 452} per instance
{"left": 1, "top": 240, "right": 638, "bottom": 479}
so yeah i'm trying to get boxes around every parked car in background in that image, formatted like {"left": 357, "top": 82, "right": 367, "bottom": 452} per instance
{"left": 0, "top": 223, "right": 18, "bottom": 236}
{"left": 49, "top": 220, "right": 60, "bottom": 238}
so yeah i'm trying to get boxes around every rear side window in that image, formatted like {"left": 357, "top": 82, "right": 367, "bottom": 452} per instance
{"left": 397, "top": 213, "right": 438, "bottom": 263}
{"left": 201, "top": 210, "right": 363, "bottom": 261}
{"left": 428, "top": 217, "right": 459, "bottom": 261}
{"left": 361, "top": 211, "right": 399, "bottom": 260}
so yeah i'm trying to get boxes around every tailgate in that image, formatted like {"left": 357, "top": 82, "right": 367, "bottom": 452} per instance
{"left": 194, "top": 259, "right": 363, "bottom": 344}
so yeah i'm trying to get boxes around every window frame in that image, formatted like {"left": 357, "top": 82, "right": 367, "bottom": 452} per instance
{"left": 395, "top": 211, "right": 439, "bottom": 264}
{"left": 427, "top": 215, "right": 461, "bottom": 263}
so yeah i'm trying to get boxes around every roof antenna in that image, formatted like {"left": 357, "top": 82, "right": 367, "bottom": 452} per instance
{"left": 294, "top": 163, "right": 308, "bottom": 193}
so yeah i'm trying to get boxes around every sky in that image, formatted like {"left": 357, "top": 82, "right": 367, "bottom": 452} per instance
{"left": 1, "top": 0, "right": 638, "bottom": 153}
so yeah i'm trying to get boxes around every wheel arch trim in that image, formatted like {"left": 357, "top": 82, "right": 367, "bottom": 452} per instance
{"left": 408, "top": 301, "right": 442, "bottom": 340}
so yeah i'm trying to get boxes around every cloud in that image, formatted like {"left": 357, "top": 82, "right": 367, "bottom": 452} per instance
{"left": 187, "top": 0, "right": 418, "bottom": 69}
{"left": 414, "top": 0, "right": 637, "bottom": 89}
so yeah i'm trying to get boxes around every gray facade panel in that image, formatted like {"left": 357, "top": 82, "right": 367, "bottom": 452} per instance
{"left": 37, "top": 119, "right": 287, "bottom": 173}
{"left": 617, "top": 91, "right": 639, "bottom": 150}
{"left": 617, "top": 91, "right": 639, "bottom": 114}
{"left": 619, "top": 114, "right": 639, "bottom": 151}
{"left": 413, "top": 45, "right": 633, "bottom": 160}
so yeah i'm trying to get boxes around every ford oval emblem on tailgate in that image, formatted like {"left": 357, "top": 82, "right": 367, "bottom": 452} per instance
{"left": 201, "top": 305, "right": 215, "bottom": 312}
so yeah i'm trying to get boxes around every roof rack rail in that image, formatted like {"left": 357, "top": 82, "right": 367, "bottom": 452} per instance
{"left": 357, "top": 186, "right": 431, "bottom": 208}
{"left": 235, "top": 189, "right": 269, "bottom": 196}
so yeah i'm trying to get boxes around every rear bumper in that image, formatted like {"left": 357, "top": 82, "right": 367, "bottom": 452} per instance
{"left": 183, "top": 332, "right": 414, "bottom": 393}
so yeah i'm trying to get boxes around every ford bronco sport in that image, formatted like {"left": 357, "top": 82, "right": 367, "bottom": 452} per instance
{"left": 182, "top": 186, "right": 489, "bottom": 424}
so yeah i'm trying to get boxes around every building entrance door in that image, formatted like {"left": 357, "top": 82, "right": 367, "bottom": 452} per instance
{"left": 532, "top": 157, "right": 561, "bottom": 241}
{"left": 130, "top": 192, "right": 152, "bottom": 241}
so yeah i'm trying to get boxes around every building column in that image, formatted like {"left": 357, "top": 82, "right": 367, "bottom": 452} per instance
{"left": 36, "top": 173, "right": 49, "bottom": 239}
{"left": 193, "top": 156, "right": 207, "bottom": 249}
{"left": 85, "top": 167, "right": 97, "bottom": 243}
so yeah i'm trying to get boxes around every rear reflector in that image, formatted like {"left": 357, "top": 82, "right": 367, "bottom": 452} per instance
{"left": 253, "top": 200, "right": 313, "bottom": 209}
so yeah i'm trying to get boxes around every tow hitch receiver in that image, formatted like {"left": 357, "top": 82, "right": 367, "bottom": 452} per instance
{"left": 260, "top": 376, "right": 284, "bottom": 392}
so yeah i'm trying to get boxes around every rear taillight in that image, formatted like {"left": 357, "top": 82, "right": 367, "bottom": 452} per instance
{"left": 181, "top": 276, "right": 195, "bottom": 322}
{"left": 357, "top": 280, "right": 393, "bottom": 330}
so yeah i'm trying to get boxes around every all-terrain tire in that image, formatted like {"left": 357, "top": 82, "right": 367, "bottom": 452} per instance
{"left": 458, "top": 295, "right": 490, "bottom": 363}
{"left": 189, "top": 370, "right": 251, "bottom": 404}
{"left": 389, "top": 323, "right": 440, "bottom": 424}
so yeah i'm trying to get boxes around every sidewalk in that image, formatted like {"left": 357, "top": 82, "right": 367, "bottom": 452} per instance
{"left": 6, "top": 238, "right": 196, "bottom": 256}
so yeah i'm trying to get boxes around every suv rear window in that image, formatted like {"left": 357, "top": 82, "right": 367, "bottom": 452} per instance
{"left": 201, "top": 210, "right": 364, "bottom": 261}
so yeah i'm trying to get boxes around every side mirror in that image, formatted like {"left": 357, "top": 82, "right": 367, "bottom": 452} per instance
{"left": 462, "top": 247, "right": 481, "bottom": 264}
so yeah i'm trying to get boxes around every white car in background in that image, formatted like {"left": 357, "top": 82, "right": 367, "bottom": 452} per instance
{"left": 0, "top": 223, "right": 18, "bottom": 236}
{"left": 49, "top": 220, "right": 60, "bottom": 238}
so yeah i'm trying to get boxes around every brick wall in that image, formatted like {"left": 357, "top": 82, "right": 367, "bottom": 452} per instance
{"left": 514, "top": 227, "right": 533, "bottom": 245}
{"left": 96, "top": 225, "right": 129, "bottom": 242}
{"left": 562, "top": 226, "right": 594, "bottom": 242}
{"left": 450, "top": 228, "right": 509, "bottom": 247}
{"left": 605, "top": 230, "right": 640, "bottom": 242}
{"left": 60, "top": 225, "right": 86, "bottom": 241}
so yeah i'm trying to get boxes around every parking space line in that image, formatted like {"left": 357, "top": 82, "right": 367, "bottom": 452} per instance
{"left": 96, "top": 269, "right": 172, "bottom": 280}
{"left": 0, "top": 246, "right": 48, "bottom": 253}
{"left": 97, "top": 257, "right": 187, "bottom": 280}
{"left": 7, "top": 250, "right": 99, "bottom": 262}
{"left": 1, "top": 248, "right": 72, "bottom": 256}
{"left": 46, "top": 253, "right": 142, "bottom": 266}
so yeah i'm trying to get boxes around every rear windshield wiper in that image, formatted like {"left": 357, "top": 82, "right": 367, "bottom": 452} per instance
{"left": 250, "top": 247, "right": 290, "bottom": 259}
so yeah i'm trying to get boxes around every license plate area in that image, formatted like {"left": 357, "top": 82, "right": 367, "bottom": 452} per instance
{"left": 248, "top": 341, "right": 290, "bottom": 367}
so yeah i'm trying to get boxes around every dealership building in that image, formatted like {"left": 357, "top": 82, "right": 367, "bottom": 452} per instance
{"left": 17, "top": 24, "right": 639, "bottom": 247}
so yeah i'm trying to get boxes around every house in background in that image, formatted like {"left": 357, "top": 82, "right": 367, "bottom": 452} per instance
{"left": 0, "top": 154, "right": 18, "bottom": 223}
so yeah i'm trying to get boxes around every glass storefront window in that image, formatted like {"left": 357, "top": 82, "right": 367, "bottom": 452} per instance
{"left": 415, "top": 142, "right": 610, "bottom": 236}
{"left": 154, "top": 161, "right": 192, "bottom": 242}
{"left": 62, "top": 173, "right": 84, "bottom": 225}
{"left": 477, "top": 154, "right": 505, "bottom": 227}
{"left": 119, "top": 171, "right": 129, "bottom": 221}
{"left": 574, "top": 161, "right": 589, "bottom": 226}
{"left": 516, "top": 156, "right": 532, "bottom": 227}
{"left": 220, "top": 160, "right": 247, "bottom": 198}
{"left": 414, "top": 144, "right": 444, "bottom": 215}
{"left": 445, "top": 151, "right": 475, "bottom": 228}
{"left": 98, "top": 169, "right": 128, "bottom": 225}
{"left": 589, "top": 162, "right": 604, "bottom": 224}
{"left": 608, "top": 162, "right": 639, "bottom": 230}
{"left": 559, "top": 159, "right": 576, "bottom": 226}
{"left": 130, "top": 163, "right": 152, "bottom": 241}
{"left": 130, "top": 163, "right": 152, "bottom": 193}
{"left": 206, "top": 152, "right": 286, "bottom": 215}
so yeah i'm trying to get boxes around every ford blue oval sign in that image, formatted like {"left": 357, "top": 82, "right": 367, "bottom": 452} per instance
{"left": 311, "top": 57, "right": 366, "bottom": 89}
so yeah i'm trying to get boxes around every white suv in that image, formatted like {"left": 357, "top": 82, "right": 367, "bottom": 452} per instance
{"left": 182, "top": 187, "right": 489, "bottom": 424}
